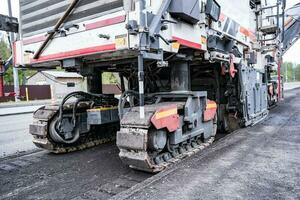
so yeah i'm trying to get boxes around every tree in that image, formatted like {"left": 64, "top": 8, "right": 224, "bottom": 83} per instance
{"left": 282, "top": 62, "right": 300, "bottom": 82}
{"left": 0, "top": 39, "right": 35, "bottom": 85}
{"left": 102, "top": 72, "right": 118, "bottom": 84}
{"left": 0, "top": 39, "right": 12, "bottom": 84}
{"left": 295, "top": 64, "right": 300, "bottom": 81}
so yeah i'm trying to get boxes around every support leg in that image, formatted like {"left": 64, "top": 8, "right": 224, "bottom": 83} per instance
{"left": 87, "top": 72, "right": 102, "bottom": 94}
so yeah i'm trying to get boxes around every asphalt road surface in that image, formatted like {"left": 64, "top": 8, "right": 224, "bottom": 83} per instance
{"left": 0, "top": 113, "right": 37, "bottom": 158}
{"left": 0, "top": 142, "right": 152, "bottom": 200}
{"left": 113, "top": 89, "right": 300, "bottom": 200}
{"left": 0, "top": 88, "right": 299, "bottom": 200}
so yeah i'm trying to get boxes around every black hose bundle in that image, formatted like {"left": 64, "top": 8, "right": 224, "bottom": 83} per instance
{"left": 50, "top": 91, "right": 118, "bottom": 144}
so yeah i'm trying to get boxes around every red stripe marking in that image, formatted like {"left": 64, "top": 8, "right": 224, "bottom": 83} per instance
{"left": 239, "top": 26, "right": 250, "bottom": 37}
{"left": 13, "top": 41, "right": 17, "bottom": 66}
{"left": 220, "top": 13, "right": 256, "bottom": 41}
{"left": 31, "top": 44, "right": 116, "bottom": 63}
{"left": 172, "top": 36, "right": 202, "bottom": 49}
{"left": 239, "top": 26, "right": 256, "bottom": 41}
{"left": 219, "top": 13, "right": 226, "bottom": 22}
{"left": 85, "top": 15, "right": 126, "bottom": 30}
{"left": 23, "top": 15, "right": 126, "bottom": 45}
{"left": 23, "top": 35, "right": 46, "bottom": 45}
{"left": 240, "top": 26, "right": 256, "bottom": 40}
{"left": 151, "top": 105, "right": 180, "bottom": 132}
{"left": 249, "top": 31, "right": 256, "bottom": 41}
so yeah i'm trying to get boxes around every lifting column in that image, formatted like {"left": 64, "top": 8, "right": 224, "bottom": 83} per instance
{"left": 87, "top": 73, "right": 102, "bottom": 94}
{"left": 170, "top": 60, "right": 191, "bottom": 92}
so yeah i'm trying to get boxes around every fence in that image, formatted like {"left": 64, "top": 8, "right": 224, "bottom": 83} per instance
{"left": 0, "top": 85, "right": 51, "bottom": 102}
{"left": 0, "top": 84, "right": 121, "bottom": 103}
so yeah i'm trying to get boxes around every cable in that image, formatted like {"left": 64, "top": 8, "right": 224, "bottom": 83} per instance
{"left": 51, "top": 91, "right": 118, "bottom": 144}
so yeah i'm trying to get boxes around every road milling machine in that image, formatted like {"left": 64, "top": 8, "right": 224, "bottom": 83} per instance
{"left": 13, "top": 0, "right": 298, "bottom": 172}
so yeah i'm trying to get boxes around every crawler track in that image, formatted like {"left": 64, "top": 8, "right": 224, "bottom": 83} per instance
{"left": 31, "top": 105, "right": 118, "bottom": 154}
{"left": 119, "top": 129, "right": 215, "bottom": 172}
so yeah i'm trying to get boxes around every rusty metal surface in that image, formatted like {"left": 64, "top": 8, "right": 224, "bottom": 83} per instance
{"left": 116, "top": 128, "right": 148, "bottom": 151}
{"left": 33, "top": 108, "right": 56, "bottom": 121}
{"left": 29, "top": 123, "right": 47, "bottom": 136}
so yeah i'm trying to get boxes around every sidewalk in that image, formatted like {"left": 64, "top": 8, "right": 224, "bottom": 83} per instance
{"left": 0, "top": 105, "right": 44, "bottom": 116}
{"left": 0, "top": 100, "right": 51, "bottom": 116}
{"left": 0, "top": 99, "right": 51, "bottom": 108}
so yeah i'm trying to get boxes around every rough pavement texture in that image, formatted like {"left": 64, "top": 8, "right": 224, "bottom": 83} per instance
{"left": 0, "top": 113, "right": 37, "bottom": 158}
{"left": 0, "top": 143, "right": 151, "bottom": 200}
{"left": 113, "top": 89, "right": 300, "bottom": 200}
{"left": 0, "top": 89, "right": 299, "bottom": 200}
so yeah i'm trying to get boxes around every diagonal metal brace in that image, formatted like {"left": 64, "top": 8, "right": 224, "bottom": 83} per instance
{"left": 148, "top": 0, "right": 172, "bottom": 37}
{"left": 33, "top": 0, "right": 80, "bottom": 59}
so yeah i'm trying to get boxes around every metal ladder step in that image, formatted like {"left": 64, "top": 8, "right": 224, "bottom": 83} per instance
{"left": 260, "top": 24, "right": 277, "bottom": 34}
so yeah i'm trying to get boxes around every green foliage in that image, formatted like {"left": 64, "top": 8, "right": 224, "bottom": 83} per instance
{"left": 0, "top": 39, "right": 35, "bottom": 85}
{"left": 102, "top": 72, "right": 118, "bottom": 84}
{"left": 0, "top": 39, "right": 12, "bottom": 84}
{"left": 282, "top": 62, "right": 300, "bottom": 82}
{"left": 0, "top": 40, "right": 10, "bottom": 60}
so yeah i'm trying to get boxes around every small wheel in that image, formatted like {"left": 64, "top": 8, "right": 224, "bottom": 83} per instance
{"left": 191, "top": 141, "right": 198, "bottom": 148}
{"left": 49, "top": 116, "right": 80, "bottom": 144}
{"left": 186, "top": 144, "right": 192, "bottom": 151}
{"left": 178, "top": 147, "right": 185, "bottom": 154}
{"left": 148, "top": 129, "right": 167, "bottom": 152}
{"left": 154, "top": 156, "right": 163, "bottom": 165}
{"left": 162, "top": 153, "right": 171, "bottom": 162}
{"left": 170, "top": 150, "right": 178, "bottom": 158}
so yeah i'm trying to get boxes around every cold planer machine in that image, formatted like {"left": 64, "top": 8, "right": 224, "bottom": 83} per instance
{"left": 17, "top": 0, "right": 291, "bottom": 172}
{"left": 117, "top": 61, "right": 218, "bottom": 172}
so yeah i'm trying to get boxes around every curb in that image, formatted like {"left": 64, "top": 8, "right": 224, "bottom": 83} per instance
{"left": 0, "top": 105, "right": 42, "bottom": 117}
{"left": 0, "top": 101, "right": 50, "bottom": 109}
{"left": 0, "top": 111, "right": 36, "bottom": 117}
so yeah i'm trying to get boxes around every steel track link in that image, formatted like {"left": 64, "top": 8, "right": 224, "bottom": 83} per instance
{"left": 33, "top": 135, "right": 116, "bottom": 154}
{"left": 31, "top": 106, "right": 118, "bottom": 154}
{"left": 119, "top": 126, "right": 215, "bottom": 172}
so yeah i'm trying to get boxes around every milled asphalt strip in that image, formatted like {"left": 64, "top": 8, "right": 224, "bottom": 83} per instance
{"left": 111, "top": 103, "right": 297, "bottom": 200}
{"left": 109, "top": 128, "right": 255, "bottom": 200}
{"left": 0, "top": 149, "right": 43, "bottom": 162}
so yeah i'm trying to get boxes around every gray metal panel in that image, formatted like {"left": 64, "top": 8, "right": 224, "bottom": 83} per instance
{"left": 241, "top": 66, "right": 268, "bottom": 122}
{"left": 87, "top": 108, "right": 119, "bottom": 125}
{"left": 169, "top": 0, "right": 200, "bottom": 24}
{"left": 261, "top": 84, "right": 267, "bottom": 110}
{"left": 20, "top": 0, "right": 124, "bottom": 37}
{"left": 283, "top": 4, "right": 300, "bottom": 54}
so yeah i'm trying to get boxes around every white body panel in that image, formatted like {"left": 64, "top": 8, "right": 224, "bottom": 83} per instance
{"left": 15, "top": 0, "right": 278, "bottom": 71}
{"left": 15, "top": 10, "right": 129, "bottom": 66}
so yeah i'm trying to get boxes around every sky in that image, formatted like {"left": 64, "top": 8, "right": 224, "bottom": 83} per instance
{"left": 0, "top": 0, "right": 299, "bottom": 63}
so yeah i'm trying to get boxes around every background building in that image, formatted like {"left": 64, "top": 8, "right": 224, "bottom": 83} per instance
{"left": 26, "top": 71, "right": 86, "bottom": 101}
